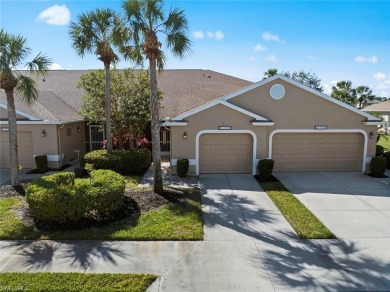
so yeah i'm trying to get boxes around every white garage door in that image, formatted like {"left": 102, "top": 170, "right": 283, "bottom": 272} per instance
{"left": 272, "top": 133, "right": 364, "bottom": 171}
{"left": 0, "top": 131, "right": 34, "bottom": 168}
{"left": 200, "top": 133, "right": 252, "bottom": 173}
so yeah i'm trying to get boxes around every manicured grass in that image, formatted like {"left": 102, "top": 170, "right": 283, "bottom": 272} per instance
{"left": 0, "top": 188, "right": 203, "bottom": 241}
{"left": 0, "top": 197, "right": 39, "bottom": 239}
{"left": 0, "top": 272, "right": 156, "bottom": 292}
{"left": 260, "top": 182, "right": 336, "bottom": 239}
{"left": 378, "top": 134, "right": 390, "bottom": 151}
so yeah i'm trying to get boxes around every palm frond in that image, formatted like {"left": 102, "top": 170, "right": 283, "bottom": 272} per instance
{"left": 0, "top": 29, "right": 31, "bottom": 71}
{"left": 25, "top": 52, "right": 52, "bottom": 75}
{"left": 15, "top": 75, "right": 39, "bottom": 105}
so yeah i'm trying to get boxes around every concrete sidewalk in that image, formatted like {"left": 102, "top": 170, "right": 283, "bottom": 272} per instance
{"left": 1, "top": 174, "right": 389, "bottom": 291}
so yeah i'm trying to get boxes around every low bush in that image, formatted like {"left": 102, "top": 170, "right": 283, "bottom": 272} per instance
{"left": 383, "top": 152, "right": 390, "bottom": 169}
{"left": 74, "top": 167, "right": 88, "bottom": 178}
{"left": 177, "top": 158, "right": 189, "bottom": 177}
{"left": 83, "top": 149, "right": 151, "bottom": 175}
{"left": 26, "top": 170, "right": 125, "bottom": 229}
{"left": 34, "top": 155, "right": 48, "bottom": 172}
{"left": 376, "top": 145, "right": 385, "bottom": 156}
{"left": 370, "top": 156, "right": 387, "bottom": 177}
{"left": 258, "top": 159, "right": 274, "bottom": 180}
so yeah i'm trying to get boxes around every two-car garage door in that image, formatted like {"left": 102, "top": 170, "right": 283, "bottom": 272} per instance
{"left": 0, "top": 131, "right": 34, "bottom": 168}
{"left": 272, "top": 133, "right": 363, "bottom": 171}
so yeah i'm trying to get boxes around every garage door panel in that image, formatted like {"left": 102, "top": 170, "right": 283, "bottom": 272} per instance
{"left": 1, "top": 131, "right": 34, "bottom": 168}
{"left": 273, "top": 133, "right": 363, "bottom": 172}
{"left": 200, "top": 133, "right": 252, "bottom": 173}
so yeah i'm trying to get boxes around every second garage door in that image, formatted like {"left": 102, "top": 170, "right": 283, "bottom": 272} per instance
{"left": 200, "top": 133, "right": 252, "bottom": 173}
{"left": 0, "top": 131, "right": 34, "bottom": 168}
{"left": 272, "top": 133, "right": 364, "bottom": 171}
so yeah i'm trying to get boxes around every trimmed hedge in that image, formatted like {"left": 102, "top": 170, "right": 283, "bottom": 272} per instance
{"left": 177, "top": 158, "right": 189, "bottom": 177}
{"left": 383, "top": 152, "right": 390, "bottom": 169}
{"left": 370, "top": 156, "right": 387, "bottom": 177}
{"left": 258, "top": 159, "right": 274, "bottom": 180}
{"left": 83, "top": 149, "right": 151, "bottom": 175}
{"left": 34, "top": 155, "right": 48, "bottom": 172}
{"left": 26, "top": 170, "right": 125, "bottom": 229}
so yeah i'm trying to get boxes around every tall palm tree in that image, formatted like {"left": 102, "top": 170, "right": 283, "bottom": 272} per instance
{"left": 0, "top": 30, "right": 51, "bottom": 186}
{"left": 69, "top": 8, "right": 124, "bottom": 152}
{"left": 331, "top": 80, "right": 357, "bottom": 106}
{"left": 122, "top": 0, "right": 191, "bottom": 194}
{"left": 356, "top": 85, "right": 373, "bottom": 108}
{"left": 264, "top": 68, "right": 278, "bottom": 79}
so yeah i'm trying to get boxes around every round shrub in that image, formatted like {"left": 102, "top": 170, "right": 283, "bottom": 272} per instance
{"left": 370, "top": 156, "right": 387, "bottom": 177}
{"left": 376, "top": 145, "right": 385, "bottom": 156}
{"left": 34, "top": 155, "right": 48, "bottom": 172}
{"left": 26, "top": 170, "right": 125, "bottom": 229}
{"left": 177, "top": 158, "right": 189, "bottom": 177}
{"left": 83, "top": 149, "right": 151, "bottom": 175}
{"left": 258, "top": 159, "right": 274, "bottom": 180}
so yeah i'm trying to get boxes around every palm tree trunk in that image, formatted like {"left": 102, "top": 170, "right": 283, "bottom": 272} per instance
{"left": 5, "top": 90, "right": 20, "bottom": 186}
{"left": 104, "top": 62, "right": 113, "bottom": 152}
{"left": 149, "top": 58, "right": 163, "bottom": 194}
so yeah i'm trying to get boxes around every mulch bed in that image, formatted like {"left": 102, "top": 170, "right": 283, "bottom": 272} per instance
{"left": 0, "top": 183, "right": 29, "bottom": 198}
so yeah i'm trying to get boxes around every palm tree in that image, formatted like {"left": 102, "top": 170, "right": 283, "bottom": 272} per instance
{"left": 356, "top": 85, "right": 373, "bottom": 109}
{"left": 0, "top": 30, "right": 51, "bottom": 186}
{"left": 122, "top": 0, "right": 191, "bottom": 194}
{"left": 264, "top": 68, "right": 278, "bottom": 79}
{"left": 69, "top": 8, "right": 125, "bottom": 152}
{"left": 331, "top": 80, "right": 357, "bottom": 106}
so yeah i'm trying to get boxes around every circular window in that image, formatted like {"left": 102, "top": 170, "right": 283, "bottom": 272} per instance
{"left": 270, "top": 84, "right": 285, "bottom": 100}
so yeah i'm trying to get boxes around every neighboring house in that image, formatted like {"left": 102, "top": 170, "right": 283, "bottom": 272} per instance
{"left": 362, "top": 99, "right": 390, "bottom": 133}
{"left": 0, "top": 70, "right": 382, "bottom": 173}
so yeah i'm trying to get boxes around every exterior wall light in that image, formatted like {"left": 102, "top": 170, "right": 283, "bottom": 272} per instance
{"left": 77, "top": 126, "right": 81, "bottom": 132}
{"left": 369, "top": 131, "right": 374, "bottom": 139}
{"left": 41, "top": 129, "right": 46, "bottom": 137}
{"left": 183, "top": 132, "right": 187, "bottom": 139}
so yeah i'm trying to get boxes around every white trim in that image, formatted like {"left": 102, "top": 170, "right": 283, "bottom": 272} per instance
{"left": 268, "top": 129, "right": 369, "bottom": 173}
{"left": 195, "top": 130, "right": 257, "bottom": 175}
{"left": 173, "top": 99, "right": 270, "bottom": 121}
{"left": 252, "top": 121, "right": 275, "bottom": 126}
{"left": 34, "top": 154, "right": 62, "bottom": 162}
{"left": 162, "top": 121, "right": 188, "bottom": 126}
{"left": 363, "top": 121, "right": 386, "bottom": 126}
{"left": 0, "top": 120, "right": 84, "bottom": 125}
{"left": 220, "top": 74, "right": 381, "bottom": 122}
{"left": 171, "top": 159, "right": 196, "bottom": 166}
{"left": 0, "top": 103, "right": 40, "bottom": 121}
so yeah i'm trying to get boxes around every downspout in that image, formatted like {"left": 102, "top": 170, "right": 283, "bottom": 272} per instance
{"left": 57, "top": 123, "right": 65, "bottom": 168}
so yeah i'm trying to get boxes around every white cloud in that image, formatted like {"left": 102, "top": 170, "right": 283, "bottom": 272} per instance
{"left": 377, "top": 79, "right": 390, "bottom": 90}
{"left": 265, "top": 55, "right": 278, "bottom": 62}
{"left": 249, "top": 56, "right": 257, "bottom": 62}
{"left": 373, "top": 72, "right": 386, "bottom": 81}
{"left": 36, "top": 4, "right": 70, "bottom": 25}
{"left": 322, "top": 81, "right": 338, "bottom": 95}
{"left": 206, "top": 31, "right": 214, "bottom": 38}
{"left": 48, "top": 62, "right": 63, "bottom": 70}
{"left": 307, "top": 55, "right": 314, "bottom": 60}
{"left": 254, "top": 44, "right": 266, "bottom": 51}
{"left": 214, "top": 30, "right": 224, "bottom": 40}
{"left": 193, "top": 31, "right": 204, "bottom": 39}
{"left": 355, "top": 55, "right": 378, "bottom": 63}
{"left": 262, "top": 32, "right": 286, "bottom": 43}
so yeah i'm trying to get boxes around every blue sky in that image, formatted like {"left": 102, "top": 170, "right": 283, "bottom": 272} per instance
{"left": 1, "top": 0, "right": 390, "bottom": 96}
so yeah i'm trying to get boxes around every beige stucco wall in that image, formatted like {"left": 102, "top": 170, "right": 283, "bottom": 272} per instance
{"left": 58, "top": 122, "right": 86, "bottom": 165}
{"left": 170, "top": 79, "right": 377, "bottom": 174}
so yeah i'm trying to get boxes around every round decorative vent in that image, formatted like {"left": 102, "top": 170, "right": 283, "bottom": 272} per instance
{"left": 270, "top": 84, "right": 285, "bottom": 100}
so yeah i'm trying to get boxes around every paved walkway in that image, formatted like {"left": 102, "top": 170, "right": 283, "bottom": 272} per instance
{"left": 1, "top": 174, "right": 389, "bottom": 291}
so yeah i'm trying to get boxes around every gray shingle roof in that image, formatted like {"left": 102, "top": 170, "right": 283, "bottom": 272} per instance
{"left": 363, "top": 100, "right": 390, "bottom": 112}
{"left": 0, "top": 69, "right": 252, "bottom": 121}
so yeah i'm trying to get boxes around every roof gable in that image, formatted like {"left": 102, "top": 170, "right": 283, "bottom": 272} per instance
{"left": 362, "top": 99, "right": 390, "bottom": 112}
{"left": 0, "top": 103, "right": 40, "bottom": 121}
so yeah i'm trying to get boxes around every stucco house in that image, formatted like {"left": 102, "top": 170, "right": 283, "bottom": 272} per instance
{"left": 0, "top": 70, "right": 382, "bottom": 174}
{"left": 362, "top": 99, "right": 390, "bottom": 133}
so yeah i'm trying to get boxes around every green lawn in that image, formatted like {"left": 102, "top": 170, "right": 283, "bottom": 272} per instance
{"left": 378, "top": 134, "right": 390, "bottom": 151}
{"left": 0, "top": 273, "right": 156, "bottom": 292}
{"left": 260, "top": 182, "right": 336, "bottom": 239}
{"left": 0, "top": 188, "right": 203, "bottom": 241}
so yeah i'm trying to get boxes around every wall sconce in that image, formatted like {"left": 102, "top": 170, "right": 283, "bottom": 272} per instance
{"left": 183, "top": 132, "right": 187, "bottom": 139}
{"left": 369, "top": 131, "right": 374, "bottom": 139}
{"left": 41, "top": 129, "right": 46, "bottom": 137}
{"left": 77, "top": 126, "right": 81, "bottom": 132}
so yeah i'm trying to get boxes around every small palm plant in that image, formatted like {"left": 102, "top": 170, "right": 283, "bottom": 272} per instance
{"left": 0, "top": 30, "right": 51, "bottom": 186}
{"left": 122, "top": 0, "right": 191, "bottom": 194}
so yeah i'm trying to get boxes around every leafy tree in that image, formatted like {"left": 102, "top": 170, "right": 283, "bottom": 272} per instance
{"left": 263, "top": 68, "right": 323, "bottom": 91}
{"left": 356, "top": 85, "right": 374, "bottom": 108}
{"left": 78, "top": 69, "right": 157, "bottom": 149}
{"left": 264, "top": 68, "right": 278, "bottom": 78}
{"left": 0, "top": 30, "right": 51, "bottom": 186}
{"left": 283, "top": 70, "right": 323, "bottom": 92}
{"left": 331, "top": 81, "right": 357, "bottom": 106}
{"left": 69, "top": 8, "right": 125, "bottom": 153}
{"left": 122, "top": 0, "right": 191, "bottom": 194}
